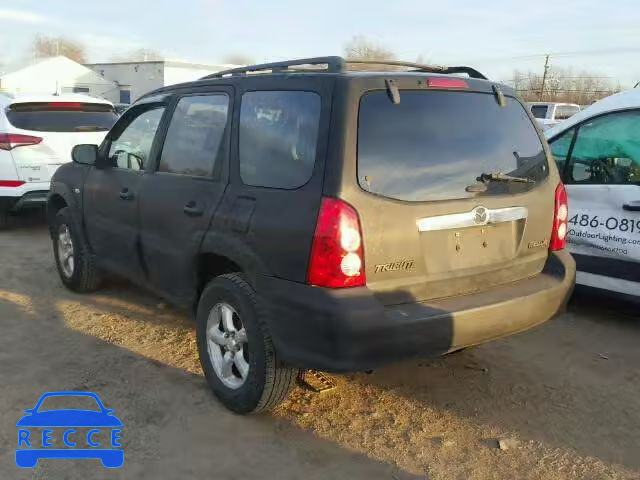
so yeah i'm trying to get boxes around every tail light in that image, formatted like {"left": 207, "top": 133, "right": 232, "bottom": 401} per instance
{"left": 307, "top": 197, "right": 366, "bottom": 288}
{"left": 0, "top": 133, "right": 43, "bottom": 151}
{"left": 550, "top": 183, "right": 568, "bottom": 251}
{"left": 0, "top": 180, "right": 25, "bottom": 187}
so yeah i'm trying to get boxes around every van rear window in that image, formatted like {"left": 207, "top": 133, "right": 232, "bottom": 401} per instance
{"left": 530, "top": 105, "right": 549, "bottom": 119}
{"left": 6, "top": 102, "right": 118, "bottom": 132}
{"left": 357, "top": 90, "right": 548, "bottom": 202}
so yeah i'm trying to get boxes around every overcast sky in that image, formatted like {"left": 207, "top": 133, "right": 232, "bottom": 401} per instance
{"left": 1, "top": 0, "right": 639, "bottom": 86}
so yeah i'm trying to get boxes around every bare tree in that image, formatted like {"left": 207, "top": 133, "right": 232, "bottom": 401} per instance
{"left": 223, "top": 54, "right": 254, "bottom": 66}
{"left": 343, "top": 35, "right": 396, "bottom": 70}
{"left": 32, "top": 35, "right": 87, "bottom": 63}
{"left": 110, "top": 48, "right": 164, "bottom": 62}
{"left": 509, "top": 67, "right": 621, "bottom": 105}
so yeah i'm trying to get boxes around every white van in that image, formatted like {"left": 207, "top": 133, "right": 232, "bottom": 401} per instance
{"left": 529, "top": 102, "right": 581, "bottom": 130}
{"left": 0, "top": 93, "right": 117, "bottom": 228}
{"left": 546, "top": 90, "right": 640, "bottom": 299}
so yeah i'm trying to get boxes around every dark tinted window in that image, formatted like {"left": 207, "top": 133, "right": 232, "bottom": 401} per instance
{"left": 6, "top": 102, "right": 118, "bottom": 132}
{"left": 530, "top": 105, "right": 548, "bottom": 119}
{"left": 159, "top": 95, "right": 228, "bottom": 177}
{"left": 239, "top": 91, "right": 321, "bottom": 189}
{"left": 358, "top": 91, "right": 548, "bottom": 202}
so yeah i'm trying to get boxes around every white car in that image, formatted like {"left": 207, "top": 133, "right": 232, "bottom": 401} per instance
{"left": 546, "top": 90, "right": 640, "bottom": 299}
{"left": 0, "top": 93, "right": 117, "bottom": 227}
{"left": 529, "top": 102, "right": 580, "bottom": 130}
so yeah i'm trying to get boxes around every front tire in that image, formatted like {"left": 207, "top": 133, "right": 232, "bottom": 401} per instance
{"left": 196, "top": 273, "right": 299, "bottom": 414}
{"left": 51, "top": 207, "right": 102, "bottom": 292}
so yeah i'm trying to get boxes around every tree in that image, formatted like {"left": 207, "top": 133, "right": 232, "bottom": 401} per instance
{"left": 343, "top": 35, "right": 396, "bottom": 70}
{"left": 510, "top": 67, "right": 620, "bottom": 105}
{"left": 32, "top": 35, "right": 87, "bottom": 63}
{"left": 110, "top": 48, "right": 164, "bottom": 62}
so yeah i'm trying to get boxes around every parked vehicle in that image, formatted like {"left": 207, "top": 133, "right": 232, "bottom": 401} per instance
{"left": 546, "top": 90, "right": 640, "bottom": 299}
{"left": 528, "top": 102, "right": 580, "bottom": 130}
{"left": 47, "top": 57, "right": 575, "bottom": 413}
{"left": 0, "top": 94, "right": 117, "bottom": 228}
{"left": 113, "top": 103, "right": 130, "bottom": 116}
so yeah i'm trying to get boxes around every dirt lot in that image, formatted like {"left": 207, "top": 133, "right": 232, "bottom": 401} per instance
{"left": 1, "top": 214, "right": 639, "bottom": 480}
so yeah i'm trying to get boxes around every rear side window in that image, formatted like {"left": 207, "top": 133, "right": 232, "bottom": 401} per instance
{"left": 239, "top": 91, "right": 321, "bottom": 189}
{"left": 530, "top": 105, "right": 548, "bottom": 119}
{"left": 159, "top": 94, "right": 229, "bottom": 177}
{"left": 6, "top": 102, "right": 118, "bottom": 132}
{"left": 555, "top": 105, "right": 580, "bottom": 120}
{"left": 358, "top": 90, "right": 548, "bottom": 202}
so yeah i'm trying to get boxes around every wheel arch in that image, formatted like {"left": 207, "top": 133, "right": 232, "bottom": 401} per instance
{"left": 195, "top": 232, "right": 271, "bottom": 308}
{"left": 46, "top": 183, "right": 76, "bottom": 236}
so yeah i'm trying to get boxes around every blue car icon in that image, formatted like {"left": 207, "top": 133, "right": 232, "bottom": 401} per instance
{"left": 16, "top": 391, "right": 123, "bottom": 468}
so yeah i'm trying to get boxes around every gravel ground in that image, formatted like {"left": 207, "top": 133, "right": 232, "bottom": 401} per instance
{"left": 1, "top": 214, "right": 638, "bottom": 480}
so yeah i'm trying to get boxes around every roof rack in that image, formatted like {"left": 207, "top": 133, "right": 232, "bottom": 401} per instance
{"left": 200, "top": 56, "right": 487, "bottom": 80}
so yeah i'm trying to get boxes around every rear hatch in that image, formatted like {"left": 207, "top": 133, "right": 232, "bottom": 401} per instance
{"left": 348, "top": 80, "right": 557, "bottom": 305}
{"left": 5, "top": 101, "right": 117, "bottom": 183}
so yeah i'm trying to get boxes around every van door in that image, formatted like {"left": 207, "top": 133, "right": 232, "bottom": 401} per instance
{"left": 550, "top": 109, "right": 640, "bottom": 296}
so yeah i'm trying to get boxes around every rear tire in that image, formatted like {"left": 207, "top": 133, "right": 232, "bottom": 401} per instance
{"left": 196, "top": 273, "right": 299, "bottom": 414}
{"left": 51, "top": 207, "right": 102, "bottom": 292}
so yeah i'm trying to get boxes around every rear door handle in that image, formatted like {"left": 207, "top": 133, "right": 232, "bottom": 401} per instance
{"left": 623, "top": 201, "right": 640, "bottom": 212}
{"left": 119, "top": 188, "right": 134, "bottom": 200}
{"left": 183, "top": 201, "right": 203, "bottom": 217}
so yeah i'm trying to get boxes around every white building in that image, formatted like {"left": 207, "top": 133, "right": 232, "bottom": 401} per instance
{"left": 86, "top": 60, "right": 237, "bottom": 104}
{"left": 0, "top": 56, "right": 119, "bottom": 102}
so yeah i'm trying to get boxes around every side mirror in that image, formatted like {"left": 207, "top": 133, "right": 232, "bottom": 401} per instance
{"left": 72, "top": 144, "right": 98, "bottom": 166}
{"left": 24, "top": 409, "right": 34, "bottom": 415}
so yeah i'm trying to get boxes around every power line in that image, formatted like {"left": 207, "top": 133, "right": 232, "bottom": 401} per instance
{"left": 473, "top": 46, "right": 640, "bottom": 63}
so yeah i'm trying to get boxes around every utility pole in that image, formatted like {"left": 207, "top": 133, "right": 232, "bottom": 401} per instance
{"left": 539, "top": 54, "right": 550, "bottom": 101}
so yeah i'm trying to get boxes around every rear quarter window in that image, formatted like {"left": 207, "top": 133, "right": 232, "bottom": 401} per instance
{"left": 530, "top": 105, "right": 548, "bottom": 119}
{"left": 6, "top": 102, "right": 118, "bottom": 132}
{"left": 239, "top": 91, "right": 321, "bottom": 189}
{"left": 358, "top": 90, "right": 548, "bottom": 202}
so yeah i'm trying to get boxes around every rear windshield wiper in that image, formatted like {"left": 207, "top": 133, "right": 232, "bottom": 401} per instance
{"left": 477, "top": 172, "right": 535, "bottom": 184}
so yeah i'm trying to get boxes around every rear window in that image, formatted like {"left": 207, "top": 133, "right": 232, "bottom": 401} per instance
{"left": 530, "top": 105, "right": 548, "bottom": 119}
{"left": 357, "top": 90, "right": 548, "bottom": 202}
{"left": 6, "top": 102, "right": 118, "bottom": 132}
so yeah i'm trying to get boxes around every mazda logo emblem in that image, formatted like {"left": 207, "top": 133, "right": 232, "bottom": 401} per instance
{"left": 473, "top": 206, "right": 488, "bottom": 225}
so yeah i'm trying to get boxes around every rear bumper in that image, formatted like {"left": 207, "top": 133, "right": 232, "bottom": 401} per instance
{"left": 257, "top": 250, "right": 576, "bottom": 372}
{"left": 1, "top": 183, "right": 49, "bottom": 211}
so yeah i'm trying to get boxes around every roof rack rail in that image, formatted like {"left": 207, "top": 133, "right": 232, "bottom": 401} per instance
{"left": 201, "top": 56, "right": 345, "bottom": 80}
{"left": 344, "top": 60, "right": 487, "bottom": 79}
{"left": 200, "top": 56, "right": 487, "bottom": 80}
